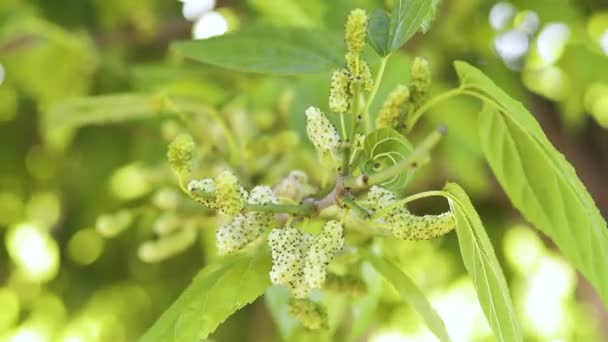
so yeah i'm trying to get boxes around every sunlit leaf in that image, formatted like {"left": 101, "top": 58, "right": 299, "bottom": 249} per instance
{"left": 364, "top": 251, "right": 451, "bottom": 342}
{"left": 455, "top": 61, "right": 608, "bottom": 307}
{"left": 367, "top": 0, "right": 433, "bottom": 56}
{"left": 140, "top": 248, "right": 272, "bottom": 341}
{"left": 442, "top": 183, "right": 522, "bottom": 342}
{"left": 367, "top": 9, "right": 392, "bottom": 56}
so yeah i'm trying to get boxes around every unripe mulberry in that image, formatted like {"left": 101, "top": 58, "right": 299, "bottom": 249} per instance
{"left": 273, "top": 170, "right": 313, "bottom": 202}
{"left": 410, "top": 57, "right": 431, "bottom": 108}
{"left": 376, "top": 85, "right": 410, "bottom": 129}
{"left": 167, "top": 134, "right": 195, "bottom": 177}
{"left": 306, "top": 107, "right": 341, "bottom": 154}
{"left": 345, "top": 52, "right": 373, "bottom": 91}
{"left": 268, "top": 227, "right": 314, "bottom": 298}
{"left": 303, "top": 220, "right": 345, "bottom": 289}
{"left": 367, "top": 186, "right": 456, "bottom": 240}
{"left": 217, "top": 186, "right": 279, "bottom": 255}
{"left": 187, "top": 178, "right": 218, "bottom": 209}
{"left": 329, "top": 68, "right": 351, "bottom": 113}
{"left": 288, "top": 298, "right": 329, "bottom": 330}
{"left": 345, "top": 9, "right": 368, "bottom": 55}
{"left": 214, "top": 170, "right": 247, "bottom": 216}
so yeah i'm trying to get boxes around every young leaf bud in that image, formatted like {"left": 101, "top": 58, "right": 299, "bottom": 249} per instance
{"left": 288, "top": 298, "right": 329, "bottom": 330}
{"left": 345, "top": 9, "right": 368, "bottom": 55}
{"left": 167, "top": 134, "right": 195, "bottom": 178}
{"left": 410, "top": 57, "right": 432, "bottom": 108}
{"left": 305, "top": 107, "right": 341, "bottom": 154}
{"left": 303, "top": 220, "right": 345, "bottom": 289}
{"left": 376, "top": 85, "right": 410, "bottom": 129}
{"left": 329, "top": 69, "right": 351, "bottom": 113}
{"left": 269, "top": 226, "right": 314, "bottom": 298}
{"left": 214, "top": 170, "right": 247, "bottom": 216}
{"left": 187, "top": 178, "right": 218, "bottom": 209}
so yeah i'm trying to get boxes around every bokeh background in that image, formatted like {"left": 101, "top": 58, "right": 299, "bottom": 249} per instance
{"left": 1, "top": 0, "right": 607, "bottom": 341}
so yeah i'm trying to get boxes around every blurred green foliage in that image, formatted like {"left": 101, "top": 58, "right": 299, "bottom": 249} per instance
{"left": 0, "top": 0, "right": 607, "bottom": 341}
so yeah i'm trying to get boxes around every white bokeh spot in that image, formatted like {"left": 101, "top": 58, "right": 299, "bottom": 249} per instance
{"left": 516, "top": 10, "right": 539, "bottom": 35}
{"left": 181, "top": 0, "right": 216, "bottom": 22}
{"left": 600, "top": 29, "right": 608, "bottom": 55}
{"left": 489, "top": 2, "right": 516, "bottom": 31}
{"left": 192, "top": 11, "right": 228, "bottom": 40}
{"left": 495, "top": 29, "right": 529, "bottom": 62}
{"left": 537, "top": 23, "right": 571, "bottom": 65}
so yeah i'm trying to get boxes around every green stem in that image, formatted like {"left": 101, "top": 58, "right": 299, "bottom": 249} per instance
{"left": 343, "top": 126, "right": 447, "bottom": 189}
{"left": 371, "top": 190, "right": 447, "bottom": 219}
{"left": 342, "top": 195, "right": 371, "bottom": 219}
{"left": 340, "top": 143, "right": 351, "bottom": 176}
{"left": 340, "top": 113, "right": 348, "bottom": 140}
{"left": 362, "top": 55, "right": 390, "bottom": 133}
{"left": 405, "top": 87, "right": 464, "bottom": 133}
{"left": 245, "top": 203, "right": 314, "bottom": 215}
{"left": 343, "top": 83, "right": 362, "bottom": 175}
{"left": 189, "top": 188, "right": 314, "bottom": 215}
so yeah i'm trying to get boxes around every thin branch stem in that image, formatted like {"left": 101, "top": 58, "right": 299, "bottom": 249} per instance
{"left": 339, "top": 113, "right": 348, "bottom": 140}
{"left": 245, "top": 203, "right": 314, "bottom": 215}
{"left": 405, "top": 87, "right": 464, "bottom": 133}
{"left": 343, "top": 83, "right": 362, "bottom": 175}
{"left": 188, "top": 176, "right": 347, "bottom": 217}
{"left": 362, "top": 55, "right": 390, "bottom": 133}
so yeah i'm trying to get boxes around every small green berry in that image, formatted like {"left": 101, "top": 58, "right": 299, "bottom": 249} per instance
{"left": 288, "top": 298, "right": 329, "bottom": 330}
{"left": 214, "top": 170, "right": 247, "bottom": 216}
{"left": 410, "top": 57, "right": 432, "bottom": 109}
{"left": 376, "top": 85, "right": 410, "bottom": 129}
{"left": 329, "top": 68, "right": 351, "bottom": 113}
{"left": 324, "top": 273, "right": 367, "bottom": 296}
{"left": 345, "top": 9, "right": 368, "bottom": 55}
{"left": 345, "top": 52, "right": 373, "bottom": 91}
{"left": 167, "top": 134, "right": 195, "bottom": 178}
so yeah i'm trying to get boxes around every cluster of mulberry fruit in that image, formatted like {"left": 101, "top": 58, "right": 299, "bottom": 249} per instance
{"left": 268, "top": 221, "right": 344, "bottom": 298}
